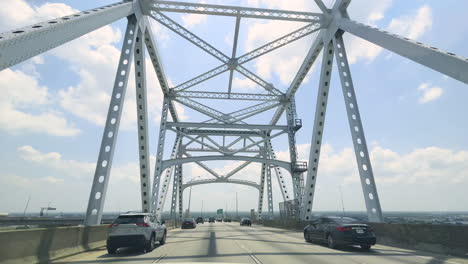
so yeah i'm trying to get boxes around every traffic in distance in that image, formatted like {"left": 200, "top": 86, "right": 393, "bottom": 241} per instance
{"left": 106, "top": 212, "right": 373, "bottom": 254}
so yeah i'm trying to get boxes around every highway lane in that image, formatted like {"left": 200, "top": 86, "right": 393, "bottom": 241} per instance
{"left": 52, "top": 222, "right": 468, "bottom": 264}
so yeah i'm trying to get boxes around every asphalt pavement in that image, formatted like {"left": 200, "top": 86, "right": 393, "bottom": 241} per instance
{"left": 51, "top": 222, "right": 468, "bottom": 264}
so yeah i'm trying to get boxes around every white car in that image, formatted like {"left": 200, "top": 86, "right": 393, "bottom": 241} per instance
{"left": 107, "top": 213, "right": 167, "bottom": 254}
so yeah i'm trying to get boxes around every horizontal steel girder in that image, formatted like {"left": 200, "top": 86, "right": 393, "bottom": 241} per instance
{"left": 0, "top": 2, "right": 133, "bottom": 71}
{"left": 183, "top": 129, "right": 264, "bottom": 136}
{"left": 162, "top": 155, "right": 292, "bottom": 172}
{"left": 147, "top": 0, "right": 324, "bottom": 23}
{"left": 338, "top": 18, "right": 468, "bottom": 85}
{"left": 171, "top": 91, "right": 284, "bottom": 101}
{"left": 181, "top": 178, "right": 260, "bottom": 191}
{"left": 166, "top": 122, "right": 288, "bottom": 131}
{"left": 185, "top": 148, "right": 260, "bottom": 153}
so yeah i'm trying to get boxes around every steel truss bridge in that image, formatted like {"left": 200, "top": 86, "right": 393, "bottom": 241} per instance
{"left": 1, "top": 0, "right": 467, "bottom": 226}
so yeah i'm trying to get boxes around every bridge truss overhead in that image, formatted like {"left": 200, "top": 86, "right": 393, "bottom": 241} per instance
{"left": 2, "top": 0, "right": 467, "bottom": 225}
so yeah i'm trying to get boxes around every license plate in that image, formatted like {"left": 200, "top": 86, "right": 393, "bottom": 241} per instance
{"left": 355, "top": 229, "right": 364, "bottom": 234}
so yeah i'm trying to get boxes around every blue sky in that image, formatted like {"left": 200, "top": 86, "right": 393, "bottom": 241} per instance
{"left": 0, "top": 0, "right": 467, "bottom": 215}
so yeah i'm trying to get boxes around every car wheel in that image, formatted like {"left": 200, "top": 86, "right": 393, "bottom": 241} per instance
{"left": 360, "top": 244, "right": 371, "bottom": 250}
{"left": 106, "top": 245, "right": 116, "bottom": 254}
{"left": 327, "top": 234, "right": 336, "bottom": 249}
{"left": 145, "top": 234, "right": 155, "bottom": 252}
{"left": 159, "top": 231, "right": 167, "bottom": 245}
{"left": 304, "top": 232, "right": 311, "bottom": 242}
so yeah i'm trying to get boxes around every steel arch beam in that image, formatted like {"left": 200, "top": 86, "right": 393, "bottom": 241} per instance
{"left": 0, "top": 2, "right": 134, "bottom": 71}
{"left": 337, "top": 18, "right": 468, "bottom": 85}
{"left": 181, "top": 178, "right": 260, "bottom": 191}
{"left": 161, "top": 156, "right": 292, "bottom": 172}
{"left": 147, "top": 1, "right": 324, "bottom": 23}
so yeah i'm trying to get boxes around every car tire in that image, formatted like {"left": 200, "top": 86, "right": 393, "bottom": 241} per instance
{"left": 106, "top": 245, "right": 116, "bottom": 254}
{"left": 360, "top": 244, "right": 371, "bottom": 250}
{"left": 327, "top": 234, "right": 336, "bottom": 249}
{"left": 159, "top": 231, "right": 167, "bottom": 245}
{"left": 145, "top": 234, "right": 155, "bottom": 253}
{"left": 304, "top": 232, "right": 311, "bottom": 242}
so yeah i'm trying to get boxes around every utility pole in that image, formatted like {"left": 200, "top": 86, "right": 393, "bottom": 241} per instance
{"left": 201, "top": 200, "right": 204, "bottom": 218}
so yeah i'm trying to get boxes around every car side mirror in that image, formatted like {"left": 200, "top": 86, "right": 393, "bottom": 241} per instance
{"left": 161, "top": 220, "right": 165, "bottom": 225}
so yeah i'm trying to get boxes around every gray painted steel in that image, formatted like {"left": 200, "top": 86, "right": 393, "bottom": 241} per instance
{"left": 84, "top": 16, "right": 138, "bottom": 226}
{"left": 1, "top": 0, "right": 466, "bottom": 225}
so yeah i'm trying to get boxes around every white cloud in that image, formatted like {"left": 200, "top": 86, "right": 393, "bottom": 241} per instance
{"left": 0, "top": 68, "right": 80, "bottom": 136}
{"left": 280, "top": 143, "right": 468, "bottom": 185}
{"left": 387, "top": 5, "right": 432, "bottom": 40}
{"left": 346, "top": 4, "right": 433, "bottom": 64}
{"left": 417, "top": 82, "right": 443, "bottom": 103}
{"left": 17, "top": 145, "right": 151, "bottom": 183}
{"left": 1, "top": 0, "right": 171, "bottom": 131}
{"left": 181, "top": 0, "right": 208, "bottom": 29}
{"left": 232, "top": 76, "right": 259, "bottom": 91}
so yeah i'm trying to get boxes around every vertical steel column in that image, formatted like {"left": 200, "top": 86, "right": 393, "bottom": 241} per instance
{"left": 333, "top": 32, "right": 383, "bottom": 222}
{"left": 267, "top": 140, "right": 291, "bottom": 201}
{"left": 285, "top": 101, "right": 302, "bottom": 201}
{"left": 134, "top": 27, "right": 151, "bottom": 213}
{"left": 170, "top": 141, "right": 182, "bottom": 219}
{"left": 84, "top": 16, "right": 138, "bottom": 226}
{"left": 257, "top": 146, "right": 267, "bottom": 220}
{"left": 170, "top": 163, "right": 181, "bottom": 218}
{"left": 151, "top": 96, "right": 171, "bottom": 214}
{"left": 265, "top": 144, "right": 274, "bottom": 219}
{"left": 156, "top": 136, "right": 181, "bottom": 214}
{"left": 302, "top": 41, "right": 334, "bottom": 221}
{"left": 178, "top": 165, "right": 184, "bottom": 220}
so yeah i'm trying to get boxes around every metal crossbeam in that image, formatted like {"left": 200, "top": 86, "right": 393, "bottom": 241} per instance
{"left": 237, "top": 23, "right": 321, "bottom": 64}
{"left": 173, "top": 65, "right": 229, "bottom": 91}
{"left": 144, "top": 17, "right": 179, "bottom": 121}
{"left": 181, "top": 178, "right": 260, "bottom": 190}
{"left": 150, "top": 11, "right": 282, "bottom": 94}
{"left": 183, "top": 153, "right": 221, "bottom": 179}
{"left": 338, "top": 18, "right": 468, "bottom": 85}
{"left": 147, "top": 0, "right": 324, "bottom": 23}
{"left": 167, "top": 122, "right": 287, "bottom": 130}
{"left": 186, "top": 148, "right": 259, "bottom": 153}
{"left": 172, "top": 91, "right": 283, "bottom": 101}
{"left": 0, "top": 2, "right": 133, "bottom": 71}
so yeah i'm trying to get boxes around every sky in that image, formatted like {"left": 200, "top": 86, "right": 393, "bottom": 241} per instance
{"left": 0, "top": 0, "right": 467, "bottom": 215}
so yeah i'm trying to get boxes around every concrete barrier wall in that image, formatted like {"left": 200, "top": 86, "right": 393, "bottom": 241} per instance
{"left": 257, "top": 220, "right": 468, "bottom": 257}
{"left": 0, "top": 225, "right": 108, "bottom": 264}
{"left": 0, "top": 220, "right": 177, "bottom": 264}
{"left": 368, "top": 223, "right": 468, "bottom": 257}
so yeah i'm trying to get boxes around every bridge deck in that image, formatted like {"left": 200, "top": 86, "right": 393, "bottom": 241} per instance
{"left": 52, "top": 223, "right": 468, "bottom": 264}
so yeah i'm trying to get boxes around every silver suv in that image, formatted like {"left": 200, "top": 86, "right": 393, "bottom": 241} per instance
{"left": 107, "top": 213, "right": 167, "bottom": 254}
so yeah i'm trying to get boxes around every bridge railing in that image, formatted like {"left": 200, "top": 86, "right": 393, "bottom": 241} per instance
{"left": 255, "top": 220, "right": 468, "bottom": 257}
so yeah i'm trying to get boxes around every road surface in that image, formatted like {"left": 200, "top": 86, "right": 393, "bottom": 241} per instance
{"left": 52, "top": 222, "right": 468, "bottom": 264}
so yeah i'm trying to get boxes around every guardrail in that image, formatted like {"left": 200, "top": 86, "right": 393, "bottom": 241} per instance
{"left": 0, "top": 220, "right": 176, "bottom": 264}
{"left": 256, "top": 220, "right": 468, "bottom": 258}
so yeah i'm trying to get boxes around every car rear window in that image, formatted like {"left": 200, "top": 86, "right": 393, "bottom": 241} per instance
{"left": 114, "top": 215, "right": 145, "bottom": 224}
{"left": 329, "top": 217, "right": 359, "bottom": 224}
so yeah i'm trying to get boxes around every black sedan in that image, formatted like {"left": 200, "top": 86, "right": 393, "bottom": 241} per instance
{"left": 208, "top": 217, "right": 215, "bottom": 223}
{"left": 304, "top": 216, "right": 376, "bottom": 250}
{"left": 181, "top": 218, "right": 197, "bottom": 229}
{"left": 240, "top": 218, "right": 252, "bottom": 226}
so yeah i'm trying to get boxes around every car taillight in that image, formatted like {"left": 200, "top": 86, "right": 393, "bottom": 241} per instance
{"left": 108, "top": 224, "right": 119, "bottom": 228}
{"left": 136, "top": 223, "right": 150, "bottom": 227}
{"left": 336, "top": 226, "right": 352, "bottom": 232}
